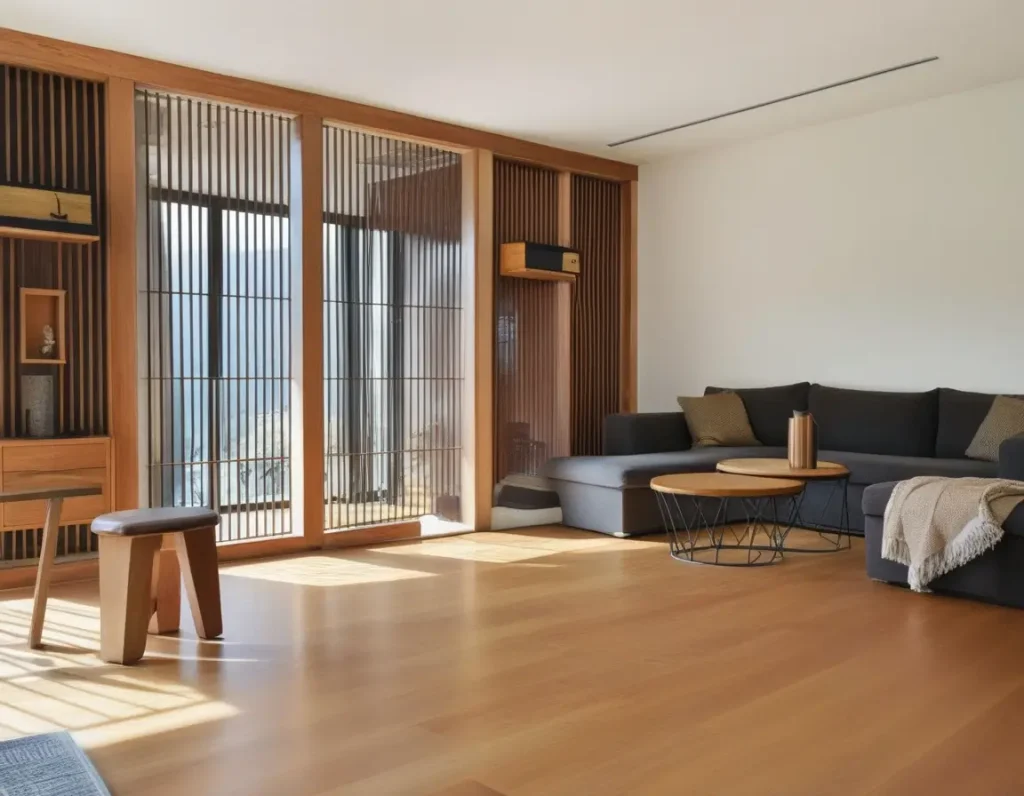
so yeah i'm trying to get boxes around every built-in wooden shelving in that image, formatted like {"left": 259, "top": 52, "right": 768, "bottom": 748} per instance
{"left": 0, "top": 227, "right": 100, "bottom": 245}
{"left": 499, "top": 241, "right": 579, "bottom": 282}
{"left": 19, "top": 288, "right": 66, "bottom": 365}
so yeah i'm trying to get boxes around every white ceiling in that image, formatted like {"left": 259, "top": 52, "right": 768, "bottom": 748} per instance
{"left": 6, "top": 0, "right": 1024, "bottom": 164}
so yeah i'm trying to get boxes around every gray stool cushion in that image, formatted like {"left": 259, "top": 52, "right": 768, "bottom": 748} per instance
{"left": 91, "top": 507, "right": 220, "bottom": 536}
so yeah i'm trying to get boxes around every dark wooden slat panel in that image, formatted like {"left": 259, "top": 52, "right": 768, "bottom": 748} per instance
{"left": 492, "top": 158, "right": 562, "bottom": 485}
{"left": 570, "top": 174, "right": 622, "bottom": 457}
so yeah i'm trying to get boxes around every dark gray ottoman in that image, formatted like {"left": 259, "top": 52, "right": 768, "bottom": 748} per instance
{"left": 863, "top": 481, "right": 1024, "bottom": 608}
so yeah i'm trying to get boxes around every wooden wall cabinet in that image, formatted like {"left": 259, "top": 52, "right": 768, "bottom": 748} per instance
{"left": 19, "top": 288, "right": 67, "bottom": 365}
{"left": 0, "top": 437, "right": 111, "bottom": 530}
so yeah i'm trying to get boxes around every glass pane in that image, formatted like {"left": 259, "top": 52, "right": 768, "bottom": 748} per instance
{"left": 157, "top": 200, "right": 211, "bottom": 508}
{"left": 219, "top": 209, "right": 291, "bottom": 512}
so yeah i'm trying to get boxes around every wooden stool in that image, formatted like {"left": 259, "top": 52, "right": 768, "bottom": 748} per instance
{"left": 91, "top": 508, "right": 222, "bottom": 665}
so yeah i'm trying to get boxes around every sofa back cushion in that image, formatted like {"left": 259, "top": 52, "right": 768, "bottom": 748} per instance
{"left": 809, "top": 385, "right": 938, "bottom": 457}
{"left": 677, "top": 393, "right": 760, "bottom": 447}
{"left": 966, "top": 396, "right": 1024, "bottom": 462}
{"left": 603, "top": 412, "right": 691, "bottom": 455}
{"left": 936, "top": 389, "right": 997, "bottom": 459}
{"left": 704, "top": 382, "right": 810, "bottom": 446}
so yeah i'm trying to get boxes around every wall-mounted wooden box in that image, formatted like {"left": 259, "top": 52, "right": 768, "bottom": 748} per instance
{"left": 500, "top": 242, "right": 580, "bottom": 282}
{"left": 0, "top": 184, "right": 98, "bottom": 243}
{"left": 20, "top": 288, "right": 66, "bottom": 365}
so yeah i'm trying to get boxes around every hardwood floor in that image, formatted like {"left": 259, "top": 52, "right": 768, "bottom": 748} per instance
{"left": 0, "top": 527, "right": 1023, "bottom": 794}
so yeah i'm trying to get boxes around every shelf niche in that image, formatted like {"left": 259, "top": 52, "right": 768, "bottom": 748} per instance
{"left": 19, "top": 288, "right": 66, "bottom": 365}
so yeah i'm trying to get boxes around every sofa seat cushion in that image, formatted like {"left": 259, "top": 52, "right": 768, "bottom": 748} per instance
{"left": 863, "top": 481, "right": 1024, "bottom": 538}
{"left": 809, "top": 385, "right": 938, "bottom": 457}
{"left": 544, "top": 447, "right": 786, "bottom": 489}
{"left": 820, "top": 449, "right": 998, "bottom": 487}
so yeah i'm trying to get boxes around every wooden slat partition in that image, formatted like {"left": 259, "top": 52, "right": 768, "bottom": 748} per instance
{"left": 0, "top": 64, "right": 108, "bottom": 564}
{"left": 620, "top": 180, "right": 638, "bottom": 412}
{"left": 492, "top": 158, "right": 563, "bottom": 483}
{"left": 322, "top": 125, "right": 465, "bottom": 531}
{"left": 0, "top": 65, "right": 107, "bottom": 439}
{"left": 570, "top": 174, "right": 622, "bottom": 456}
{"left": 136, "top": 89, "right": 296, "bottom": 544}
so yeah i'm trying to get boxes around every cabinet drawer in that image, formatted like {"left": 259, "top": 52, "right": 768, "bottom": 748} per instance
{"left": 4, "top": 493, "right": 109, "bottom": 529}
{"left": 1, "top": 467, "right": 109, "bottom": 529}
{"left": 3, "top": 442, "right": 107, "bottom": 473}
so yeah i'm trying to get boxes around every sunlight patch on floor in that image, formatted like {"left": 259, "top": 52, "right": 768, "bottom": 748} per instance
{"left": 370, "top": 531, "right": 654, "bottom": 564}
{"left": 485, "top": 532, "right": 666, "bottom": 554}
{"left": 0, "top": 599, "right": 238, "bottom": 749}
{"left": 223, "top": 554, "right": 436, "bottom": 586}
{"left": 372, "top": 538, "right": 562, "bottom": 564}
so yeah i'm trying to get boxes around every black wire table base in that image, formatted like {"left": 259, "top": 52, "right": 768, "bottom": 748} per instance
{"left": 655, "top": 491, "right": 790, "bottom": 567}
{"left": 777, "top": 476, "right": 852, "bottom": 553}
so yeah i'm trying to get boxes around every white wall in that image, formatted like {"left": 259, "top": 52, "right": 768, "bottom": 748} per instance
{"left": 638, "top": 78, "right": 1024, "bottom": 412}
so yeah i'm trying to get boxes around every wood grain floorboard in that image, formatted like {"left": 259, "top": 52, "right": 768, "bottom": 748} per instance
{"left": 0, "top": 527, "right": 1021, "bottom": 794}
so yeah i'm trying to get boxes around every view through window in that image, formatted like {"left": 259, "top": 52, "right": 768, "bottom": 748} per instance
{"left": 322, "top": 126, "right": 464, "bottom": 529}
{"left": 137, "top": 91, "right": 294, "bottom": 541}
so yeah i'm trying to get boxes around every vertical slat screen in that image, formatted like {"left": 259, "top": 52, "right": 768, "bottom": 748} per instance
{"left": 492, "top": 158, "right": 562, "bottom": 484}
{"left": 137, "top": 89, "right": 294, "bottom": 542}
{"left": 0, "top": 65, "right": 107, "bottom": 563}
{"left": 570, "top": 174, "right": 621, "bottom": 456}
{"left": 322, "top": 125, "right": 463, "bottom": 529}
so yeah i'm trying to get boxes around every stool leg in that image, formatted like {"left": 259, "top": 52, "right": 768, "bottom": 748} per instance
{"left": 99, "top": 534, "right": 163, "bottom": 665}
{"left": 175, "top": 528, "right": 222, "bottom": 639}
{"left": 149, "top": 539, "right": 181, "bottom": 635}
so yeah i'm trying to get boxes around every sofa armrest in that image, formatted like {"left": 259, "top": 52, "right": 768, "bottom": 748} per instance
{"left": 603, "top": 412, "right": 691, "bottom": 456}
{"left": 999, "top": 434, "right": 1024, "bottom": 481}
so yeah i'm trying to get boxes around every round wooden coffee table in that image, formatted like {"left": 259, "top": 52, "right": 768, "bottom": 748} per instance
{"left": 650, "top": 473, "right": 803, "bottom": 567}
{"left": 716, "top": 458, "right": 852, "bottom": 551}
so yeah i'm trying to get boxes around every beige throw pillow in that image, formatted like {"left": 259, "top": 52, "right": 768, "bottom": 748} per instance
{"left": 677, "top": 392, "right": 761, "bottom": 448}
{"left": 966, "top": 396, "right": 1024, "bottom": 462}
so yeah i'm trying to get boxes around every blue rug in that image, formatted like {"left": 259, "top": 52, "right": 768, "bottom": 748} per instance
{"left": 0, "top": 732, "right": 110, "bottom": 795}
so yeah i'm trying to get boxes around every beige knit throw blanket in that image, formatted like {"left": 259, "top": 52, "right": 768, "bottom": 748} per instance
{"left": 882, "top": 477, "right": 1024, "bottom": 592}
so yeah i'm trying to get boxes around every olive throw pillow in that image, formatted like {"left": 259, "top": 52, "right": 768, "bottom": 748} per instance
{"left": 677, "top": 392, "right": 761, "bottom": 448}
{"left": 966, "top": 395, "right": 1024, "bottom": 462}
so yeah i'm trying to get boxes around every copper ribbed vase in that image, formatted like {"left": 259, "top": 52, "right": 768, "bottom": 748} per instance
{"left": 788, "top": 411, "right": 818, "bottom": 470}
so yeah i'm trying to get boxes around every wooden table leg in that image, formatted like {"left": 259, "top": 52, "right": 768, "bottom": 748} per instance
{"left": 29, "top": 497, "right": 63, "bottom": 648}
{"left": 149, "top": 537, "right": 181, "bottom": 634}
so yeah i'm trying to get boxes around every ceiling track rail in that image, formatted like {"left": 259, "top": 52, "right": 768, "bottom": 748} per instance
{"left": 608, "top": 56, "right": 939, "bottom": 147}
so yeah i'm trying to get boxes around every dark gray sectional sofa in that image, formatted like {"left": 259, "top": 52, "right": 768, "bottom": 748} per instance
{"left": 862, "top": 435, "right": 1024, "bottom": 607}
{"left": 545, "top": 383, "right": 1019, "bottom": 538}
